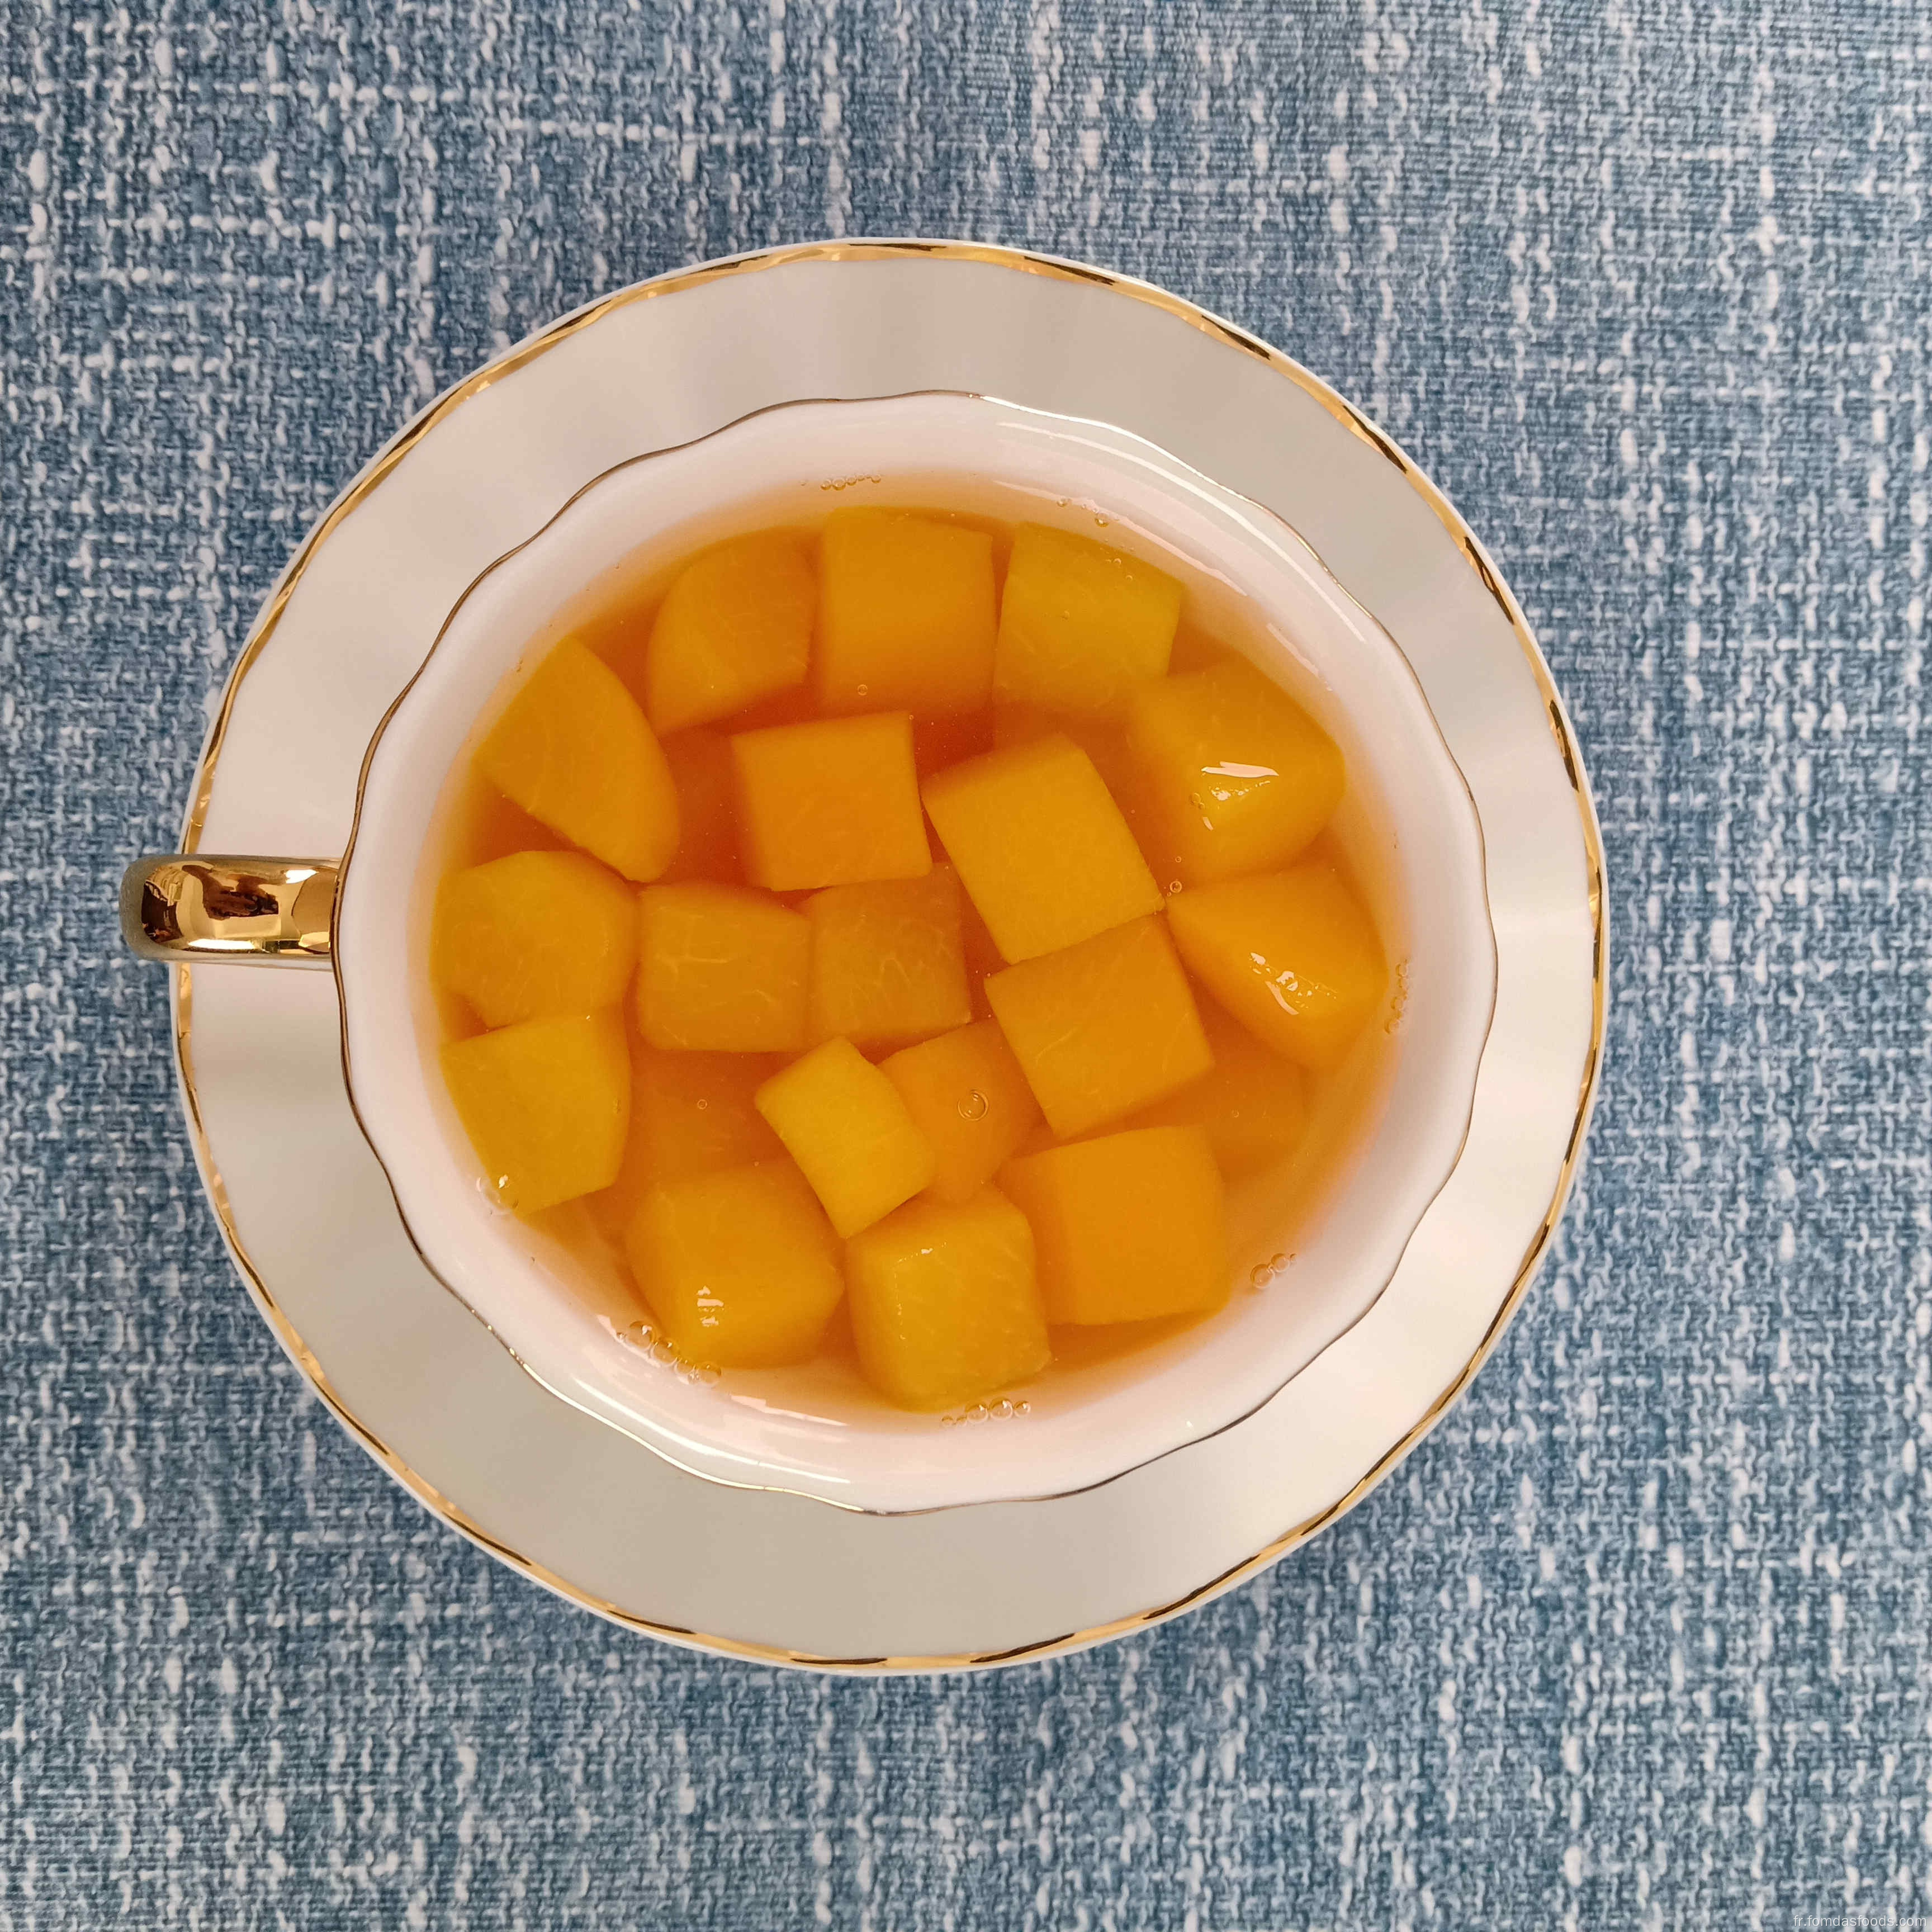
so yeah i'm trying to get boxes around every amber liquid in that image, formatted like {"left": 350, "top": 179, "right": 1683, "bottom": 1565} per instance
{"left": 431, "top": 504, "right": 1395, "bottom": 1412}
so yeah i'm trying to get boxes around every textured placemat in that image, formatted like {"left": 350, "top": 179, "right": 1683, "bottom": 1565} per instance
{"left": 3, "top": 2, "right": 1927, "bottom": 1925}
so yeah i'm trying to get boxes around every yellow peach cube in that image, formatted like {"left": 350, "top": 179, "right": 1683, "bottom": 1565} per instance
{"left": 478, "top": 637, "right": 680, "bottom": 882}
{"left": 441, "top": 1009, "right": 630, "bottom": 1214}
{"left": 807, "top": 868, "right": 971, "bottom": 1049}
{"left": 1001, "top": 1126, "right": 1227, "bottom": 1324}
{"left": 645, "top": 530, "right": 815, "bottom": 733}
{"left": 1166, "top": 860, "right": 1386, "bottom": 1070}
{"left": 1128, "top": 1003, "right": 1309, "bottom": 1180}
{"left": 433, "top": 850, "right": 637, "bottom": 1029}
{"left": 993, "top": 523, "right": 1182, "bottom": 715}
{"left": 636, "top": 882, "right": 810, "bottom": 1052}
{"left": 922, "top": 735, "right": 1162, "bottom": 962}
{"left": 817, "top": 508, "right": 996, "bottom": 716}
{"left": 845, "top": 1189, "right": 1050, "bottom": 1409}
{"left": 881, "top": 1019, "right": 1041, "bottom": 1206}
{"left": 657, "top": 728, "right": 741, "bottom": 882}
{"left": 732, "top": 712, "right": 931, "bottom": 891}
{"left": 1124, "top": 657, "right": 1344, "bottom": 884}
{"left": 984, "top": 915, "right": 1211, "bottom": 1137}
{"left": 754, "top": 1038, "right": 935, "bottom": 1237}
{"left": 626, "top": 1160, "right": 843, "bottom": 1368}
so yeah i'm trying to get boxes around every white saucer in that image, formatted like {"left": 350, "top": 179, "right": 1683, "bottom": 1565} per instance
{"left": 177, "top": 242, "right": 1606, "bottom": 1670}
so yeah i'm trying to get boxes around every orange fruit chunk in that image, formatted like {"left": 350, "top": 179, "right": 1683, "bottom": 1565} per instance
{"left": 635, "top": 882, "right": 810, "bottom": 1052}
{"left": 645, "top": 530, "right": 815, "bottom": 733}
{"left": 1124, "top": 657, "right": 1344, "bottom": 884}
{"left": 477, "top": 637, "right": 679, "bottom": 882}
{"left": 1167, "top": 860, "right": 1386, "bottom": 1071}
{"left": 817, "top": 508, "right": 996, "bottom": 716}
{"left": 993, "top": 523, "right": 1181, "bottom": 716}
{"left": 626, "top": 1160, "right": 844, "bottom": 1368}
{"left": 984, "top": 915, "right": 1211, "bottom": 1137}
{"left": 846, "top": 1189, "right": 1050, "bottom": 1409}
{"left": 1001, "top": 1125, "right": 1226, "bottom": 1324}
{"left": 806, "top": 868, "right": 972, "bottom": 1050}
{"left": 432, "top": 850, "right": 636, "bottom": 1029}
{"left": 880, "top": 1019, "right": 1041, "bottom": 1206}
{"left": 754, "top": 1038, "right": 936, "bottom": 1237}
{"left": 922, "top": 734, "right": 1162, "bottom": 963}
{"left": 732, "top": 712, "right": 930, "bottom": 891}
{"left": 441, "top": 1008, "right": 630, "bottom": 1214}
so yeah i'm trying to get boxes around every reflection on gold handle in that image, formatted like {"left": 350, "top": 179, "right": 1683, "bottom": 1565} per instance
{"left": 120, "top": 855, "right": 339, "bottom": 966}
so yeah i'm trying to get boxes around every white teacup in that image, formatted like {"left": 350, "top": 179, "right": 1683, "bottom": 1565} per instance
{"left": 124, "top": 392, "right": 1494, "bottom": 1515}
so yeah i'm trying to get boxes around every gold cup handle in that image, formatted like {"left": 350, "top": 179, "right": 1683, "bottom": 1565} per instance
{"left": 120, "top": 855, "right": 340, "bottom": 967}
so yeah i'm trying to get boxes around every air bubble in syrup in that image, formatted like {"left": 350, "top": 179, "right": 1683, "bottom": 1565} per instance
{"left": 1271, "top": 1253, "right": 1287, "bottom": 1271}
{"left": 1250, "top": 1265, "right": 1272, "bottom": 1289}
{"left": 958, "top": 1090, "right": 988, "bottom": 1121}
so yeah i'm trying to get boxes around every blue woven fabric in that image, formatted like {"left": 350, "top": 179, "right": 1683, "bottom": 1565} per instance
{"left": 4, "top": 2, "right": 1929, "bottom": 1924}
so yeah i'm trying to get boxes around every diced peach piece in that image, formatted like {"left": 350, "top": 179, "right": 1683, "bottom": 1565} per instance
{"left": 754, "top": 1038, "right": 935, "bottom": 1237}
{"left": 817, "top": 508, "right": 996, "bottom": 715}
{"left": 1124, "top": 657, "right": 1344, "bottom": 884}
{"left": 645, "top": 530, "right": 815, "bottom": 733}
{"left": 1128, "top": 1003, "right": 1309, "bottom": 1179}
{"left": 807, "top": 868, "right": 972, "bottom": 1049}
{"left": 657, "top": 729, "right": 741, "bottom": 882}
{"left": 599, "top": 1043, "right": 784, "bottom": 1233}
{"left": 993, "top": 523, "right": 1182, "bottom": 715}
{"left": 441, "top": 1009, "right": 629, "bottom": 1214}
{"left": 626, "top": 1160, "right": 843, "bottom": 1368}
{"left": 881, "top": 1019, "right": 1041, "bottom": 1206}
{"left": 1167, "top": 860, "right": 1386, "bottom": 1070}
{"left": 732, "top": 712, "right": 930, "bottom": 891}
{"left": 636, "top": 883, "right": 810, "bottom": 1052}
{"left": 922, "top": 735, "right": 1162, "bottom": 962}
{"left": 984, "top": 915, "right": 1211, "bottom": 1137}
{"left": 477, "top": 637, "right": 680, "bottom": 882}
{"left": 846, "top": 1189, "right": 1050, "bottom": 1409}
{"left": 433, "top": 850, "right": 637, "bottom": 1029}
{"left": 1001, "top": 1126, "right": 1227, "bottom": 1324}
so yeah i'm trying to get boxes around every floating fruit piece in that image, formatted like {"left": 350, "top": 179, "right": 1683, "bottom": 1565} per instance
{"left": 635, "top": 882, "right": 811, "bottom": 1052}
{"left": 477, "top": 637, "right": 680, "bottom": 882}
{"left": 645, "top": 529, "right": 815, "bottom": 734}
{"left": 626, "top": 1159, "right": 844, "bottom": 1368}
{"left": 433, "top": 850, "right": 637, "bottom": 1029}
{"left": 732, "top": 712, "right": 931, "bottom": 891}
{"left": 846, "top": 1189, "right": 1050, "bottom": 1409}
{"left": 993, "top": 522, "right": 1181, "bottom": 716}
{"left": 807, "top": 867, "right": 972, "bottom": 1049}
{"left": 441, "top": 1008, "right": 630, "bottom": 1214}
{"left": 1001, "top": 1125, "right": 1227, "bottom": 1324}
{"left": 817, "top": 508, "right": 997, "bottom": 716}
{"left": 984, "top": 915, "right": 1211, "bottom": 1137}
{"left": 754, "top": 1038, "right": 936, "bottom": 1238}
{"left": 1124, "top": 656, "right": 1343, "bottom": 885}
{"left": 922, "top": 734, "right": 1161, "bottom": 962}
{"left": 1166, "top": 859, "right": 1385, "bottom": 1070}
